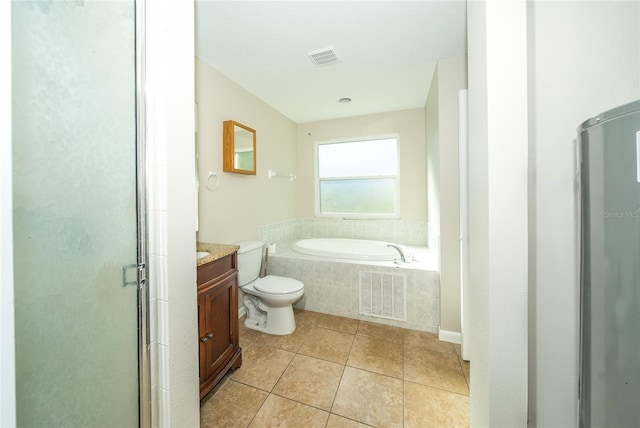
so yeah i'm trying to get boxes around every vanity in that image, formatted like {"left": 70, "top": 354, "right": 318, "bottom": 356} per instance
{"left": 196, "top": 243, "right": 242, "bottom": 399}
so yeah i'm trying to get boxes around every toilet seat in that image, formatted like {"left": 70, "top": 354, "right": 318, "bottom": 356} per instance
{"left": 254, "top": 275, "right": 303, "bottom": 294}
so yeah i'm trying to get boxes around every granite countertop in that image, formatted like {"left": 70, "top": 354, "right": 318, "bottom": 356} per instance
{"left": 196, "top": 242, "right": 240, "bottom": 266}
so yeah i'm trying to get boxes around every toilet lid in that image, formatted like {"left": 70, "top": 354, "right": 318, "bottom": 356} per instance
{"left": 254, "top": 275, "right": 303, "bottom": 294}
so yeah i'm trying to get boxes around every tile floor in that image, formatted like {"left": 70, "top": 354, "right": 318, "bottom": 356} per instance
{"left": 201, "top": 309, "right": 470, "bottom": 428}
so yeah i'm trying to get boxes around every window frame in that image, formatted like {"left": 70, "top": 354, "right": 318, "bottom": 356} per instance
{"left": 314, "top": 135, "right": 400, "bottom": 219}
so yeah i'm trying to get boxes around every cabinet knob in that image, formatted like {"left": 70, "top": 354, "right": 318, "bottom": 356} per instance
{"left": 201, "top": 333, "right": 213, "bottom": 343}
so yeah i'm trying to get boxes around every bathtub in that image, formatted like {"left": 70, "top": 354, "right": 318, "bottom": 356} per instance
{"left": 292, "top": 238, "right": 402, "bottom": 261}
{"left": 265, "top": 239, "right": 439, "bottom": 333}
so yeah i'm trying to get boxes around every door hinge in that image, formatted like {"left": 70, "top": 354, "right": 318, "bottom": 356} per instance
{"left": 122, "top": 262, "right": 146, "bottom": 288}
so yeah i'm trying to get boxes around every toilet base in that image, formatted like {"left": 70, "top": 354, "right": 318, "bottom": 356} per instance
{"left": 244, "top": 316, "right": 267, "bottom": 332}
{"left": 243, "top": 301, "right": 296, "bottom": 335}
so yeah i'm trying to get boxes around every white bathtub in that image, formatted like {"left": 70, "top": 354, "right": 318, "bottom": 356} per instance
{"left": 292, "top": 238, "right": 402, "bottom": 261}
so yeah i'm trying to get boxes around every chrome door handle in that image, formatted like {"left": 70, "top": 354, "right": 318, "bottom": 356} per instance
{"left": 200, "top": 333, "right": 213, "bottom": 343}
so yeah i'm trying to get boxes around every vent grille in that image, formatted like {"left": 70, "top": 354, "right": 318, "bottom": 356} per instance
{"left": 307, "top": 46, "right": 340, "bottom": 67}
{"left": 359, "top": 271, "right": 407, "bottom": 322}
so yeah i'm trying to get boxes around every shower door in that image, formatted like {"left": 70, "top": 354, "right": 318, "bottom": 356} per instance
{"left": 12, "top": 2, "right": 144, "bottom": 426}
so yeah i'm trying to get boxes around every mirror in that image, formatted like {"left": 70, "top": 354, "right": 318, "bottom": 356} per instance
{"left": 223, "top": 120, "right": 256, "bottom": 175}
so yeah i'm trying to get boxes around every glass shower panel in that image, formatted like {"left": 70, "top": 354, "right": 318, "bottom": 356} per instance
{"left": 12, "top": 2, "right": 139, "bottom": 426}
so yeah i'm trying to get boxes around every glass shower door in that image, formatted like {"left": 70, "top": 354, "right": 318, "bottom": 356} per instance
{"left": 12, "top": 2, "right": 141, "bottom": 426}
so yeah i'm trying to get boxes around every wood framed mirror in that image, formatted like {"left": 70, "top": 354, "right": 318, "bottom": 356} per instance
{"left": 223, "top": 120, "right": 256, "bottom": 175}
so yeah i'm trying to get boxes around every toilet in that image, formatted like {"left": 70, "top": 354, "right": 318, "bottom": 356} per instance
{"left": 237, "top": 241, "right": 304, "bottom": 335}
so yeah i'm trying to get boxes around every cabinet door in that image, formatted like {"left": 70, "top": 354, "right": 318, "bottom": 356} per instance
{"left": 200, "top": 272, "right": 237, "bottom": 381}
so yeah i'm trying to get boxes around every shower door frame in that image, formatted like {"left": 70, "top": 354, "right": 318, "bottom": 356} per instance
{"left": 136, "top": 0, "right": 152, "bottom": 427}
{"left": 1, "top": 0, "right": 15, "bottom": 425}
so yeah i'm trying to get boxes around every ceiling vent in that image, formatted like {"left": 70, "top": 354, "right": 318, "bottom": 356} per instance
{"left": 307, "top": 46, "right": 340, "bottom": 67}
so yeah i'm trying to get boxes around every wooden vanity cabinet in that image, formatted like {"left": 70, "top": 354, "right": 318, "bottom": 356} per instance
{"left": 197, "top": 252, "right": 242, "bottom": 399}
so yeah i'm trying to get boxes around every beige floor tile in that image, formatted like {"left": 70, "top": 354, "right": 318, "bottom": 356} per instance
{"left": 200, "top": 371, "right": 233, "bottom": 403}
{"left": 347, "top": 335, "right": 403, "bottom": 379}
{"left": 314, "top": 312, "right": 360, "bottom": 334}
{"left": 272, "top": 354, "right": 344, "bottom": 411}
{"left": 249, "top": 394, "right": 329, "bottom": 428}
{"left": 254, "top": 323, "right": 314, "bottom": 353}
{"left": 293, "top": 308, "right": 325, "bottom": 328}
{"left": 326, "top": 414, "right": 372, "bottom": 428}
{"left": 404, "top": 349, "right": 469, "bottom": 395}
{"left": 231, "top": 343, "right": 295, "bottom": 391}
{"left": 404, "top": 381, "right": 469, "bottom": 427}
{"left": 452, "top": 343, "right": 471, "bottom": 386}
{"left": 356, "top": 320, "right": 404, "bottom": 345}
{"left": 294, "top": 310, "right": 360, "bottom": 334}
{"left": 239, "top": 318, "right": 263, "bottom": 349}
{"left": 332, "top": 367, "right": 404, "bottom": 428}
{"left": 298, "top": 327, "right": 355, "bottom": 364}
{"left": 404, "top": 329, "right": 455, "bottom": 354}
{"left": 200, "top": 380, "right": 268, "bottom": 428}
{"left": 453, "top": 343, "right": 462, "bottom": 356}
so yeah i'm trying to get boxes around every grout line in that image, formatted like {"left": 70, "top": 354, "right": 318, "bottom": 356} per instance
{"left": 269, "top": 351, "right": 296, "bottom": 394}
{"left": 328, "top": 365, "right": 346, "bottom": 417}
{"left": 227, "top": 378, "right": 273, "bottom": 394}
{"left": 402, "top": 322, "right": 406, "bottom": 427}
{"left": 403, "top": 378, "right": 471, "bottom": 398}
{"left": 268, "top": 390, "right": 334, "bottom": 415}
{"left": 458, "top": 353, "right": 471, "bottom": 391}
{"left": 344, "top": 365, "right": 405, "bottom": 383}
{"left": 244, "top": 384, "right": 268, "bottom": 428}
{"left": 319, "top": 320, "right": 360, "bottom": 419}
{"left": 402, "top": 376, "right": 406, "bottom": 427}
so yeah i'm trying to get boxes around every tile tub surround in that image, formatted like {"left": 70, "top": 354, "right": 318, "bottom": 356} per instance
{"left": 259, "top": 218, "right": 431, "bottom": 247}
{"left": 200, "top": 310, "right": 470, "bottom": 427}
{"left": 265, "top": 244, "right": 440, "bottom": 334}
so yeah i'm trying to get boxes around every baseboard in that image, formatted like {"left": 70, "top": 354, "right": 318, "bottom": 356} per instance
{"left": 238, "top": 306, "right": 246, "bottom": 319}
{"left": 438, "top": 329, "right": 462, "bottom": 344}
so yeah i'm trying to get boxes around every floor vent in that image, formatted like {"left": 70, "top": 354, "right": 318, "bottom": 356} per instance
{"left": 359, "top": 270, "right": 407, "bottom": 322}
{"left": 307, "top": 46, "right": 340, "bottom": 67}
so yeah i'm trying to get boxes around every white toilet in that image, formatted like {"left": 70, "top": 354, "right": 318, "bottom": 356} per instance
{"left": 237, "top": 241, "right": 304, "bottom": 335}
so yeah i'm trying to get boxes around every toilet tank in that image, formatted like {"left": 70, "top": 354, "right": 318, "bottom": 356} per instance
{"left": 236, "top": 240, "right": 264, "bottom": 286}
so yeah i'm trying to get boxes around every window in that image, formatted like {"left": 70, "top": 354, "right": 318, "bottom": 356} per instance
{"left": 316, "top": 137, "right": 399, "bottom": 218}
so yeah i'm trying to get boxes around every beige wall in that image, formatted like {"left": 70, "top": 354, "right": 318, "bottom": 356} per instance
{"left": 296, "top": 109, "right": 427, "bottom": 221}
{"left": 435, "top": 55, "right": 468, "bottom": 334}
{"left": 528, "top": 1, "right": 640, "bottom": 425}
{"left": 195, "top": 58, "right": 298, "bottom": 244}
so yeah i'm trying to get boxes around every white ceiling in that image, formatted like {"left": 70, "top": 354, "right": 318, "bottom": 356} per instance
{"left": 195, "top": 1, "right": 467, "bottom": 124}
